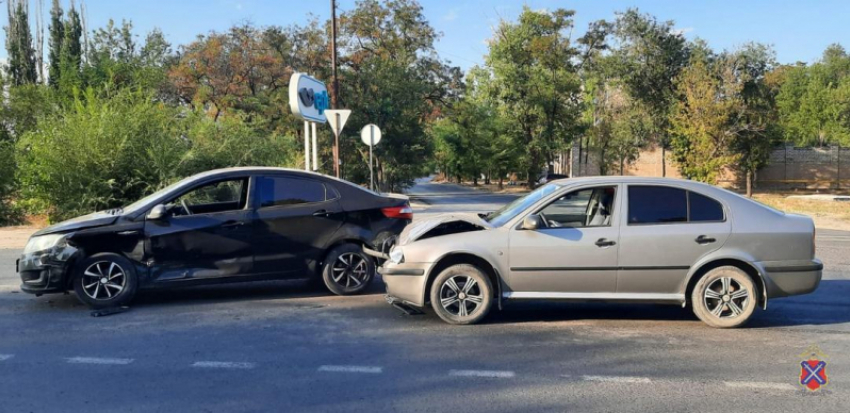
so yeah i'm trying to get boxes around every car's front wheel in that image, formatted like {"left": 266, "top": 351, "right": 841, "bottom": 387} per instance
{"left": 72, "top": 253, "right": 138, "bottom": 309}
{"left": 691, "top": 266, "right": 756, "bottom": 328}
{"left": 321, "top": 244, "right": 375, "bottom": 295}
{"left": 430, "top": 264, "right": 493, "bottom": 325}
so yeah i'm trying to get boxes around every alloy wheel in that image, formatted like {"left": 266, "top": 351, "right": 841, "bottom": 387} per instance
{"left": 331, "top": 253, "right": 369, "bottom": 288}
{"left": 439, "top": 275, "right": 485, "bottom": 317}
{"left": 82, "top": 261, "right": 126, "bottom": 300}
{"left": 703, "top": 277, "right": 750, "bottom": 318}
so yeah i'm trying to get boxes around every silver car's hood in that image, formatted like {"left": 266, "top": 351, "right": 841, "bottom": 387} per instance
{"left": 399, "top": 212, "right": 493, "bottom": 245}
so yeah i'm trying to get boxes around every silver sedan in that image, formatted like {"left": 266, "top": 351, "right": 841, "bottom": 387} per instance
{"left": 380, "top": 177, "right": 822, "bottom": 328}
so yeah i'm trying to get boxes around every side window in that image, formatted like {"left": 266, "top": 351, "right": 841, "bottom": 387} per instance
{"left": 689, "top": 191, "right": 724, "bottom": 222}
{"left": 628, "top": 186, "right": 687, "bottom": 224}
{"left": 538, "top": 186, "right": 616, "bottom": 228}
{"left": 258, "top": 177, "right": 327, "bottom": 208}
{"left": 171, "top": 178, "right": 247, "bottom": 215}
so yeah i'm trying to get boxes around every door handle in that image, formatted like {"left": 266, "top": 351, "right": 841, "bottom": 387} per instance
{"left": 313, "top": 210, "right": 331, "bottom": 217}
{"left": 695, "top": 235, "right": 716, "bottom": 244}
{"left": 595, "top": 238, "right": 616, "bottom": 247}
{"left": 222, "top": 220, "right": 245, "bottom": 228}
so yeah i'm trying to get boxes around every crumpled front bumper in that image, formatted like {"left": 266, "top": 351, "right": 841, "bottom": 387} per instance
{"left": 379, "top": 262, "right": 432, "bottom": 308}
{"left": 17, "top": 247, "right": 78, "bottom": 295}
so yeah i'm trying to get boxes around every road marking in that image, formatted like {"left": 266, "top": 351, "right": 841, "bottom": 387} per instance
{"left": 192, "top": 361, "right": 255, "bottom": 369}
{"left": 449, "top": 370, "right": 515, "bottom": 378}
{"left": 318, "top": 365, "right": 383, "bottom": 374}
{"left": 581, "top": 375, "right": 652, "bottom": 384}
{"left": 67, "top": 357, "right": 134, "bottom": 365}
{"left": 0, "top": 354, "right": 13, "bottom": 361}
{"left": 723, "top": 381, "right": 796, "bottom": 391}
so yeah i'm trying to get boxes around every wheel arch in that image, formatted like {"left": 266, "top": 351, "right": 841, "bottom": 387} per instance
{"left": 685, "top": 258, "right": 767, "bottom": 309}
{"left": 424, "top": 252, "right": 503, "bottom": 310}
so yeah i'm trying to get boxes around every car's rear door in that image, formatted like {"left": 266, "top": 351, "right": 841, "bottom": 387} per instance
{"left": 616, "top": 185, "right": 731, "bottom": 295}
{"left": 252, "top": 175, "right": 344, "bottom": 278}
{"left": 508, "top": 184, "right": 621, "bottom": 294}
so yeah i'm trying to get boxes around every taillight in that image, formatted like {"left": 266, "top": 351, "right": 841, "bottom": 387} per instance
{"left": 382, "top": 204, "right": 413, "bottom": 219}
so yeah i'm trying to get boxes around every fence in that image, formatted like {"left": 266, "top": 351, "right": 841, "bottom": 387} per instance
{"left": 567, "top": 143, "right": 850, "bottom": 190}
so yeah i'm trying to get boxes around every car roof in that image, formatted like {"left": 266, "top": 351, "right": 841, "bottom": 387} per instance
{"left": 550, "top": 176, "right": 717, "bottom": 189}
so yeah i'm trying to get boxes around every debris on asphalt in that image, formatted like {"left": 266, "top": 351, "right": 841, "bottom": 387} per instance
{"left": 90, "top": 306, "right": 130, "bottom": 317}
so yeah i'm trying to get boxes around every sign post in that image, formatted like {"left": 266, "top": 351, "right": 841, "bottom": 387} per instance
{"left": 360, "top": 124, "right": 382, "bottom": 191}
{"left": 325, "top": 109, "right": 352, "bottom": 178}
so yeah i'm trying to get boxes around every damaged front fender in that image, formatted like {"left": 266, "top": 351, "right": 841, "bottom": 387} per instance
{"left": 398, "top": 213, "right": 492, "bottom": 245}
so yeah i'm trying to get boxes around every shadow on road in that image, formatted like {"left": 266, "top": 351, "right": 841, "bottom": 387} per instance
{"left": 474, "top": 279, "right": 850, "bottom": 329}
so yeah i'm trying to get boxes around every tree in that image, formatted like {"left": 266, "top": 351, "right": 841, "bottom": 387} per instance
{"left": 487, "top": 7, "right": 583, "bottom": 188}
{"left": 776, "top": 46, "right": 850, "bottom": 147}
{"left": 610, "top": 9, "right": 689, "bottom": 176}
{"left": 338, "top": 0, "right": 459, "bottom": 190}
{"left": 671, "top": 53, "right": 742, "bottom": 183}
{"left": 48, "top": 0, "right": 64, "bottom": 87}
{"left": 731, "top": 43, "right": 779, "bottom": 196}
{"left": 59, "top": 3, "right": 83, "bottom": 94}
{"left": 5, "top": 0, "right": 38, "bottom": 85}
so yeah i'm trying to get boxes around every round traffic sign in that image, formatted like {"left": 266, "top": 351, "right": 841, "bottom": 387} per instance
{"left": 360, "top": 124, "right": 382, "bottom": 146}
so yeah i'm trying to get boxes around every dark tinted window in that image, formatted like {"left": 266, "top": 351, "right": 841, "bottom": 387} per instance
{"left": 628, "top": 186, "right": 687, "bottom": 224}
{"left": 258, "top": 177, "right": 326, "bottom": 208}
{"left": 689, "top": 191, "right": 724, "bottom": 222}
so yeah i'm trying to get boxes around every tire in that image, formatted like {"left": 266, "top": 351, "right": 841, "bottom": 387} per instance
{"left": 429, "top": 264, "right": 493, "bottom": 325}
{"left": 321, "top": 244, "right": 375, "bottom": 296}
{"left": 691, "top": 266, "right": 757, "bottom": 328}
{"left": 72, "top": 253, "right": 138, "bottom": 309}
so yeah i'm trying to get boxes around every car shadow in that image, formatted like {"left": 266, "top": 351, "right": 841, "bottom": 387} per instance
{"left": 131, "top": 276, "right": 387, "bottom": 308}
{"left": 479, "top": 279, "right": 850, "bottom": 328}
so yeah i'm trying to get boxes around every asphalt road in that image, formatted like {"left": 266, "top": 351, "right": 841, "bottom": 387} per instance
{"left": 1, "top": 179, "right": 849, "bottom": 412}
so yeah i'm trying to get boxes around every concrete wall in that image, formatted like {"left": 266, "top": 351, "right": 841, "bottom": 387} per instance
{"left": 570, "top": 143, "right": 850, "bottom": 190}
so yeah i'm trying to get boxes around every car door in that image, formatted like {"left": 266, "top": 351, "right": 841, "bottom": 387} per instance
{"left": 252, "top": 175, "right": 345, "bottom": 278}
{"left": 145, "top": 177, "right": 256, "bottom": 282}
{"left": 508, "top": 184, "right": 621, "bottom": 294}
{"left": 617, "top": 185, "right": 731, "bottom": 295}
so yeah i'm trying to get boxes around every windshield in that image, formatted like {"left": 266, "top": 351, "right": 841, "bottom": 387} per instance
{"left": 121, "top": 176, "right": 196, "bottom": 214}
{"left": 484, "top": 183, "right": 561, "bottom": 227}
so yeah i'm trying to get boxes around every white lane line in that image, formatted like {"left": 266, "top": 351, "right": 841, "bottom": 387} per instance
{"left": 449, "top": 370, "right": 515, "bottom": 378}
{"left": 581, "top": 375, "right": 652, "bottom": 384}
{"left": 0, "top": 354, "right": 13, "bottom": 361}
{"left": 192, "top": 361, "right": 255, "bottom": 369}
{"left": 723, "top": 381, "right": 796, "bottom": 391}
{"left": 67, "top": 357, "right": 134, "bottom": 365}
{"left": 318, "top": 365, "right": 383, "bottom": 374}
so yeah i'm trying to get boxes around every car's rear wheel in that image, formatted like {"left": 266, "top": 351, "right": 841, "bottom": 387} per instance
{"left": 73, "top": 253, "right": 138, "bottom": 309}
{"left": 691, "top": 266, "right": 756, "bottom": 328}
{"left": 322, "top": 244, "right": 375, "bottom": 295}
{"left": 430, "top": 264, "right": 493, "bottom": 325}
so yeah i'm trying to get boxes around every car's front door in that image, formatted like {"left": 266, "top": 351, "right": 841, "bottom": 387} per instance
{"left": 508, "top": 185, "right": 621, "bottom": 294}
{"left": 616, "top": 185, "right": 731, "bottom": 295}
{"left": 252, "top": 176, "right": 345, "bottom": 278}
{"left": 145, "top": 177, "right": 256, "bottom": 282}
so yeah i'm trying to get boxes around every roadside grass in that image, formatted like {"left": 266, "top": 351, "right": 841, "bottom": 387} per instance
{"left": 751, "top": 193, "right": 850, "bottom": 231}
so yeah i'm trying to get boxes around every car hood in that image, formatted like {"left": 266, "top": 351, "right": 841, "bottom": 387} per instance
{"left": 32, "top": 212, "right": 120, "bottom": 237}
{"left": 398, "top": 212, "right": 493, "bottom": 245}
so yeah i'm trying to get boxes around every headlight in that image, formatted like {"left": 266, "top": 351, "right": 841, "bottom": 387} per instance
{"left": 389, "top": 246, "right": 404, "bottom": 264}
{"left": 23, "top": 234, "right": 67, "bottom": 254}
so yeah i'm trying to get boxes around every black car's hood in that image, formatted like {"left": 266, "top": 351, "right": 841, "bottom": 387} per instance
{"left": 32, "top": 212, "right": 119, "bottom": 237}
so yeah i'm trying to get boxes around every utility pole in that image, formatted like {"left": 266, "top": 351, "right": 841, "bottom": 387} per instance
{"left": 330, "top": 0, "right": 341, "bottom": 178}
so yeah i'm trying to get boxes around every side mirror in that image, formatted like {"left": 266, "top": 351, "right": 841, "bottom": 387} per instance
{"left": 521, "top": 214, "right": 544, "bottom": 230}
{"left": 146, "top": 204, "right": 168, "bottom": 221}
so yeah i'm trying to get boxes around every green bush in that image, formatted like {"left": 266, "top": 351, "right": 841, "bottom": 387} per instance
{"left": 0, "top": 140, "right": 22, "bottom": 224}
{"left": 16, "top": 89, "right": 296, "bottom": 222}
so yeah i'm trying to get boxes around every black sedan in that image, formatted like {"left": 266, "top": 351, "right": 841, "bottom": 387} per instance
{"left": 17, "top": 167, "right": 412, "bottom": 308}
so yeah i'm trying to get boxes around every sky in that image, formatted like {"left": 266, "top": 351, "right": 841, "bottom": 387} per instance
{"left": 3, "top": 0, "right": 849, "bottom": 71}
